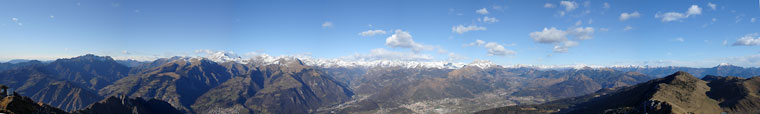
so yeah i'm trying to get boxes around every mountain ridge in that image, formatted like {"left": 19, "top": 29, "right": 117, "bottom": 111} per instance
{"left": 476, "top": 71, "right": 760, "bottom": 114}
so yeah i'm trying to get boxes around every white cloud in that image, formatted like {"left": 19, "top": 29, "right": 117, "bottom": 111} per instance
{"left": 49, "top": 15, "right": 55, "bottom": 19}
{"left": 707, "top": 2, "right": 717, "bottom": 10}
{"left": 623, "top": 26, "right": 634, "bottom": 31}
{"left": 321, "top": 21, "right": 333, "bottom": 28}
{"left": 553, "top": 40, "right": 578, "bottom": 53}
{"left": 619, "top": 11, "right": 641, "bottom": 21}
{"left": 466, "top": 40, "right": 516, "bottom": 56}
{"left": 752, "top": 18, "right": 757, "bottom": 23}
{"left": 530, "top": 27, "right": 568, "bottom": 43}
{"left": 484, "top": 42, "right": 516, "bottom": 56}
{"left": 464, "top": 39, "right": 486, "bottom": 47}
{"left": 687, "top": 5, "right": 702, "bottom": 15}
{"left": 243, "top": 51, "right": 272, "bottom": 58}
{"left": 530, "top": 27, "right": 591, "bottom": 53}
{"left": 195, "top": 49, "right": 238, "bottom": 57}
{"left": 721, "top": 54, "right": 760, "bottom": 66}
{"left": 452, "top": 25, "right": 487, "bottom": 34}
{"left": 603, "top": 2, "right": 610, "bottom": 9}
{"left": 385, "top": 30, "right": 433, "bottom": 52}
{"left": 478, "top": 16, "right": 499, "bottom": 23}
{"left": 575, "top": 20, "right": 582, "bottom": 26}
{"left": 345, "top": 48, "right": 434, "bottom": 61}
{"left": 121, "top": 50, "right": 131, "bottom": 54}
{"left": 673, "top": 37, "right": 685, "bottom": 42}
{"left": 359, "top": 30, "right": 387, "bottom": 37}
{"left": 476, "top": 8, "right": 489, "bottom": 15}
{"left": 655, "top": 12, "right": 688, "bottom": 22}
{"left": 732, "top": 33, "right": 760, "bottom": 46}
{"left": 655, "top": 5, "right": 703, "bottom": 22}
{"left": 569, "top": 27, "right": 594, "bottom": 40}
{"left": 560, "top": 1, "right": 578, "bottom": 11}
{"left": 544, "top": 3, "right": 556, "bottom": 8}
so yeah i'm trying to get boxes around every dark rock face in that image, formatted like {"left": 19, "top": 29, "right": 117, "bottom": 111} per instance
{"left": 636, "top": 100, "right": 673, "bottom": 114}
{"left": 72, "top": 95, "right": 182, "bottom": 114}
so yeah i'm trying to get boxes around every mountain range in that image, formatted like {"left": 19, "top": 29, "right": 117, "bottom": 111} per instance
{"left": 0, "top": 89, "right": 182, "bottom": 114}
{"left": 0, "top": 54, "right": 759, "bottom": 114}
{"left": 476, "top": 71, "right": 760, "bottom": 114}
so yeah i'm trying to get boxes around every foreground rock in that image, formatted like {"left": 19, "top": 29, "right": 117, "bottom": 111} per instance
{"left": 0, "top": 93, "right": 67, "bottom": 114}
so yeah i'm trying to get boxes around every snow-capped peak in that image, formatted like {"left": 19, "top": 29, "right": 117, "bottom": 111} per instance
{"left": 465, "top": 60, "right": 498, "bottom": 68}
{"left": 172, "top": 50, "right": 655, "bottom": 69}
{"left": 718, "top": 63, "right": 733, "bottom": 66}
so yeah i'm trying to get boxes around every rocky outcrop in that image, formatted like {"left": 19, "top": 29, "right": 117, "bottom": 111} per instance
{"left": 0, "top": 93, "right": 68, "bottom": 114}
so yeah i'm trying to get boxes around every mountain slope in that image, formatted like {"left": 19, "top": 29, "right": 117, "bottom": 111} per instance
{"left": 1, "top": 83, "right": 181, "bottom": 114}
{"left": 476, "top": 71, "right": 755, "bottom": 114}
{"left": 43, "top": 54, "right": 130, "bottom": 90}
{"left": 72, "top": 95, "right": 182, "bottom": 114}
{"left": 99, "top": 58, "right": 234, "bottom": 112}
{"left": 0, "top": 60, "right": 43, "bottom": 72}
{"left": 191, "top": 58, "right": 354, "bottom": 114}
{"left": 613, "top": 64, "right": 760, "bottom": 78}
{"left": 0, "top": 68, "right": 102, "bottom": 112}
{"left": 703, "top": 75, "right": 760, "bottom": 113}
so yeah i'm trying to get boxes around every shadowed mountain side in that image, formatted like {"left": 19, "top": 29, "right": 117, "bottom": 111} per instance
{"left": 703, "top": 75, "right": 760, "bottom": 113}
{"left": 72, "top": 95, "right": 182, "bottom": 114}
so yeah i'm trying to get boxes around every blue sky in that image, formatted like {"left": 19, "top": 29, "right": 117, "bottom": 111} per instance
{"left": 1, "top": 0, "right": 760, "bottom": 67}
